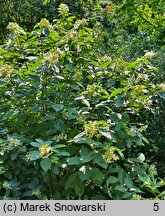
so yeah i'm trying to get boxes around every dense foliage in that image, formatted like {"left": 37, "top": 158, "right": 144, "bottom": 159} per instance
{"left": 0, "top": 1, "right": 164, "bottom": 200}
{"left": 0, "top": 0, "right": 99, "bottom": 43}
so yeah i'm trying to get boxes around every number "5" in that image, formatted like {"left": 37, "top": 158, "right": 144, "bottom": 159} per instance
{"left": 153, "top": 203, "right": 159, "bottom": 211}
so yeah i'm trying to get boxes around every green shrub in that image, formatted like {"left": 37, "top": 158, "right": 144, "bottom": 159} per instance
{"left": 0, "top": 3, "right": 164, "bottom": 200}
{"left": 0, "top": 0, "right": 101, "bottom": 44}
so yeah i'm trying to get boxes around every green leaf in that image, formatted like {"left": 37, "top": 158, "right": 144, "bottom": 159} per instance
{"left": 30, "top": 142, "right": 41, "bottom": 147}
{"left": 51, "top": 104, "right": 64, "bottom": 112}
{"left": 80, "top": 153, "right": 93, "bottom": 163}
{"left": 40, "top": 158, "right": 52, "bottom": 172}
{"left": 127, "top": 158, "right": 142, "bottom": 163}
{"left": 90, "top": 168, "right": 103, "bottom": 184}
{"left": 118, "top": 168, "right": 126, "bottom": 183}
{"left": 134, "top": 136, "right": 142, "bottom": 146}
{"left": 52, "top": 165, "right": 59, "bottom": 175}
{"left": 65, "top": 173, "right": 78, "bottom": 189}
{"left": 54, "top": 144, "right": 66, "bottom": 149}
{"left": 158, "top": 92, "right": 165, "bottom": 99}
{"left": 54, "top": 119, "right": 65, "bottom": 132}
{"left": 56, "top": 75, "right": 65, "bottom": 80}
{"left": 73, "top": 132, "right": 85, "bottom": 140}
{"left": 79, "top": 147, "right": 91, "bottom": 156}
{"left": 107, "top": 176, "right": 118, "bottom": 184}
{"left": 122, "top": 192, "right": 132, "bottom": 199}
{"left": 10, "top": 153, "right": 17, "bottom": 160}
{"left": 79, "top": 166, "right": 92, "bottom": 181}
{"left": 93, "top": 152, "right": 108, "bottom": 169}
{"left": 35, "top": 139, "right": 45, "bottom": 144}
{"left": 74, "top": 178, "right": 84, "bottom": 197}
{"left": 80, "top": 147, "right": 93, "bottom": 163}
{"left": 3, "top": 171, "right": 12, "bottom": 180}
{"left": 108, "top": 168, "right": 119, "bottom": 174}
{"left": 29, "top": 151, "right": 40, "bottom": 161}
{"left": 67, "top": 157, "right": 81, "bottom": 165}
{"left": 142, "top": 136, "right": 149, "bottom": 144}
{"left": 115, "top": 95, "right": 126, "bottom": 107}
{"left": 22, "top": 190, "right": 33, "bottom": 197}
{"left": 99, "top": 131, "right": 112, "bottom": 140}
{"left": 115, "top": 185, "right": 126, "bottom": 192}
{"left": 110, "top": 87, "right": 127, "bottom": 98}
{"left": 74, "top": 137, "right": 95, "bottom": 145}
{"left": 91, "top": 61, "right": 100, "bottom": 67}
{"left": 0, "top": 129, "right": 7, "bottom": 135}
{"left": 42, "top": 28, "right": 50, "bottom": 37}
{"left": 125, "top": 174, "right": 133, "bottom": 188}
{"left": 92, "top": 195, "right": 107, "bottom": 200}
{"left": 82, "top": 99, "right": 90, "bottom": 107}
{"left": 55, "top": 150, "right": 70, "bottom": 156}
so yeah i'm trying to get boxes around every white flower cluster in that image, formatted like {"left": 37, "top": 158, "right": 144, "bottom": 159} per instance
{"left": 58, "top": 3, "right": 69, "bottom": 15}
{"left": 7, "top": 22, "right": 26, "bottom": 35}
{"left": 144, "top": 50, "right": 155, "bottom": 59}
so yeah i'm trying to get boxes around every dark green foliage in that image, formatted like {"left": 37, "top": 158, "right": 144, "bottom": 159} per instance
{"left": 0, "top": 1, "right": 164, "bottom": 200}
